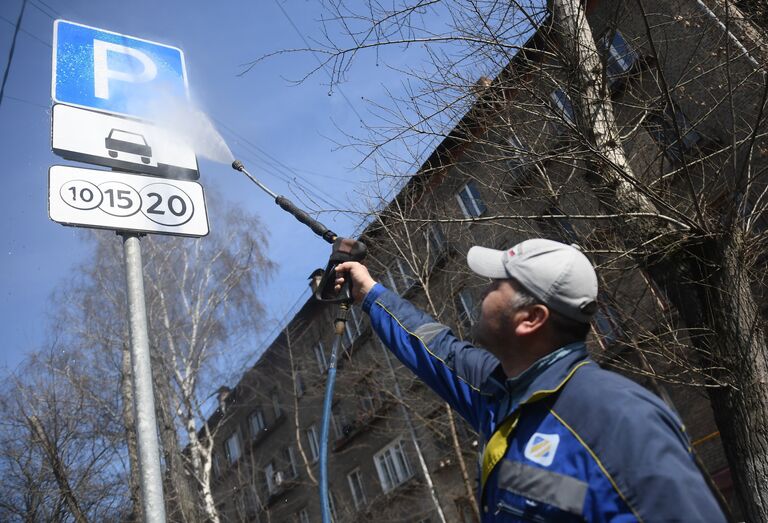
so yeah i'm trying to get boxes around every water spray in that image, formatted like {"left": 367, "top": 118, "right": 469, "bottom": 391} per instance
{"left": 232, "top": 160, "right": 365, "bottom": 523}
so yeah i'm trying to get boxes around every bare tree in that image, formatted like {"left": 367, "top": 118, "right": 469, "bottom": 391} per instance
{"left": 245, "top": 0, "right": 768, "bottom": 518}
{"left": 29, "top": 195, "right": 275, "bottom": 522}
{"left": 0, "top": 343, "right": 131, "bottom": 522}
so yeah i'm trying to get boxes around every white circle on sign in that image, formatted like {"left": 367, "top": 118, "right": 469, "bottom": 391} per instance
{"left": 60, "top": 179, "right": 103, "bottom": 210}
{"left": 98, "top": 181, "right": 142, "bottom": 217}
{"left": 140, "top": 183, "right": 195, "bottom": 226}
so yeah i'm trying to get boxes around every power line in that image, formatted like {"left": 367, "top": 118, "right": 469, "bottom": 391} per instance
{"left": 26, "top": 0, "right": 56, "bottom": 19}
{"left": 0, "top": 14, "right": 51, "bottom": 47}
{"left": 271, "top": 0, "right": 365, "bottom": 123}
{"left": 30, "top": 0, "right": 59, "bottom": 18}
{"left": 0, "top": 0, "right": 28, "bottom": 109}
{"left": 4, "top": 94, "right": 48, "bottom": 109}
{"left": 213, "top": 116, "right": 348, "bottom": 210}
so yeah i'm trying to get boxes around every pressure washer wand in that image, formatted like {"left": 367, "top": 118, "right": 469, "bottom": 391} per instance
{"left": 232, "top": 160, "right": 338, "bottom": 244}
{"left": 232, "top": 159, "right": 365, "bottom": 523}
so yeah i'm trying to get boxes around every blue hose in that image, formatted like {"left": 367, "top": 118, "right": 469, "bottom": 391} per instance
{"left": 319, "top": 330, "right": 344, "bottom": 523}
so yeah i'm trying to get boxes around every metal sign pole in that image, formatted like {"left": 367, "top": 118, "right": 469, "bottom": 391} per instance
{"left": 122, "top": 232, "right": 167, "bottom": 523}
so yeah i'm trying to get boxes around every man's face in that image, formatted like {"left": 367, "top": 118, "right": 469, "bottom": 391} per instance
{"left": 472, "top": 279, "right": 524, "bottom": 356}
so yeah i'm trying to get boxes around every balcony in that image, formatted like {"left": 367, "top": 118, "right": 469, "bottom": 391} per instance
{"left": 265, "top": 471, "right": 300, "bottom": 507}
{"left": 333, "top": 399, "right": 393, "bottom": 452}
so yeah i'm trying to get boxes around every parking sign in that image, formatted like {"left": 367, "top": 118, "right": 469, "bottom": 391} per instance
{"left": 52, "top": 20, "right": 188, "bottom": 119}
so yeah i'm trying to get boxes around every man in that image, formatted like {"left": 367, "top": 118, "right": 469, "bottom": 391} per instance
{"left": 335, "top": 238, "right": 726, "bottom": 522}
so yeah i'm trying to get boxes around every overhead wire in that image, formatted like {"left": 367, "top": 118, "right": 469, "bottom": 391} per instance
{"left": 0, "top": 14, "right": 51, "bottom": 47}
{"left": 214, "top": 117, "right": 349, "bottom": 210}
{"left": 26, "top": 0, "right": 57, "bottom": 20}
{"left": 0, "top": 0, "right": 28, "bottom": 109}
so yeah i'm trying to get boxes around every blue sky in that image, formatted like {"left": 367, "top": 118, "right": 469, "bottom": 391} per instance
{"left": 0, "top": 0, "right": 441, "bottom": 373}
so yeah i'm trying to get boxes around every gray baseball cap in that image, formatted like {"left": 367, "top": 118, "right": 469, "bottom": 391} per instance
{"left": 467, "top": 238, "right": 598, "bottom": 323}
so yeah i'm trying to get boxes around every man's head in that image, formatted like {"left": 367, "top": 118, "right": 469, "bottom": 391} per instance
{"left": 467, "top": 239, "right": 598, "bottom": 361}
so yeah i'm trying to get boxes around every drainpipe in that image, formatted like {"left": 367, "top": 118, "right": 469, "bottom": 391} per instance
{"left": 694, "top": 0, "right": 761, "bottom": 70}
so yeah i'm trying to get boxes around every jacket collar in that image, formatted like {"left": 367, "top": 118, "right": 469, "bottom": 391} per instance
{"left": 502, "top": 343, "right": 590, "bottom": 414}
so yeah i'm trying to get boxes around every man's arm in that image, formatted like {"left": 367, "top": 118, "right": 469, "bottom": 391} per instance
{"left": 335, "top": 262, "right": 501, "bottom": 431}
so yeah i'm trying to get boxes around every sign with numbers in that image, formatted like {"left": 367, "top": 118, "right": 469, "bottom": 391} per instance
{"left": 49, "top": 165, "right": 209, "bottom": 237}
{"left": 52, "top": 19, "right": 188, "bottom": 119}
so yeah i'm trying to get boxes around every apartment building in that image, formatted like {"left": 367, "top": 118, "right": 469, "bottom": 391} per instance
{"left": 205, "top": 1, "right": 766, "bottom": 520}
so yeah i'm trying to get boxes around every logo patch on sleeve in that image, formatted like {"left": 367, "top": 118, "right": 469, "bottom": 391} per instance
{"left": 524, "top": 433, "right": 560, "bottom": 467}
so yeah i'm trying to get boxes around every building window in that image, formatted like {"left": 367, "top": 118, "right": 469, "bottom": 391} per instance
{"left": 385, "top": 258, "right": 417, "bottom": 295}
{"left": 328, "top": 489, "right": 339, "bottom": 522}
{"left": 283, "top": 445, "right": 299, "bottom": 479}
{"left": 456, "top": 180, "right": 487, "bottom": 218}
{"left": 212, "top": 453, "right": 222, "bottom": 479}
{"left": 358, "top": 386, "right": 381, "bottom": 415}
{"left": 297, "top": 508, "right": 310, "bottom": 523}
{"left": 265, "top": 461, "right": 277, "bottom": 495}
{"left": 593, "top": 303, "right": 624, "bottom": 349}
{"left": 455, "top": 288, "right": 479, "bottom": 333}
{"left": 307, "top": 425, "right": 320, "bottom": 462}
{"left": 249, "top": 409, "right": 265, "bottom": 439}
{"left": 347, "top": 468, "right": 367, "bottom": 509}
{"left": 245, "top": 485, "right": 262, "bottom": 513}
{"left": 537, "top": 206, "right": 578, "bottom": 244}
{"left": 598, "top": 29, "right": 636, "bottom": 81}
{"left": 224, "top": 432, "right": 242, "bottom": 464}
{"left": 425, "top": 222, "right": 447, "bottom": 260}
{"left": 294, "top": 369, "right": 305, "bottom": 398}
{"left": 332, "top": 408, "right": 347, "bottom": 440}
{"left": 314, "top": 341, "right": 328, "bottom": 372}
{"left": 504, "top": 134, "right": 531, "bottom": 184}
{"left": 271, "top": 391, "right": 282, "bottom": 418}
{"left": 644, "top": 102, "right": 702, "bottom": 163}
{"left": 348, "top": 306, "right": 364, "bottom": 339}
{"left": 550, "top": 87, "right": 576, "bottom": 125}
{"left": 373, "top": 439, "right": 413, "bottom": 493}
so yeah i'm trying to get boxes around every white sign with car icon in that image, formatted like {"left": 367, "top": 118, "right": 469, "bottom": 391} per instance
{"left": 52, "top": 104, "right": 199, "bottom": 180}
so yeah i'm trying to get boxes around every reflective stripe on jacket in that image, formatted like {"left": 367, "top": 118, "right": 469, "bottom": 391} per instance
{"left": 362, "top": 284, "right": 726, "bottom": 522}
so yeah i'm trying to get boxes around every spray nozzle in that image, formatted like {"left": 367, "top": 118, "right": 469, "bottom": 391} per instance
{"left": 232, "top": 159, "right": 245, "bottom": 172}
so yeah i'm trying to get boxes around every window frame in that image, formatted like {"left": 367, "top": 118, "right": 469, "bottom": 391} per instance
{"left": 249, "top": 409, "right": 266, "bottom": 439}
{"left": 314, "top": 341, "right": 328, "bottom": 373}
{"left": 455, "top": 180, "right": 487, "bottom": 218}
{"left": 306, "top": 424, "right": 320, "bottom": 463}
{"left": 598, "top": 29, "right": 637, "bottom": 81}
{"left": 373, "top": 438, "right": 413, "bottom": 493}
{"left": 644, "top": 102, "right": 702, "bottom": 163}
{"left": 283, "top": 445, "right": 299, "bottom": 479}
{"left": 347, "top": 467, "right": 367, "bottom": 510}
{"left": 264, "top": 461, "right": 277, "bottom": 495}
{"left": 271, "top": 391, "right": 282, "bottom": 419}
{"left": 550, "top": 87, "right": 576, "bottom": 126}
{"left": 455, "top": 288, "right": 479, "bottom": 333}
{"left": 384, "top": 258, "right": 417, "bottom": 295}
{"left": 224, "top": 431, "right": 242, "bottom": 465}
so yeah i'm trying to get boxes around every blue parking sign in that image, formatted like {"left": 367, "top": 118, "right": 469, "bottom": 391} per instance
{"left": 52, "top": 20, "right": 188, "bottom": 119}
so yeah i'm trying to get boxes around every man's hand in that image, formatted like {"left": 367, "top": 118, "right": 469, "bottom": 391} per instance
{"left": 334, "top": 262, "right": 377, "bottom": 304}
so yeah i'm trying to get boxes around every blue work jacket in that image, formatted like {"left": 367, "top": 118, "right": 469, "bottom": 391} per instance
{"left": 362, "top": 284, "right": 726, "bottom": 522}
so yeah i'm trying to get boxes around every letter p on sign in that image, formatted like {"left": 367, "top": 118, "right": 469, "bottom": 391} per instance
{"left": 53, "top": 20, "right": 188, "bottom": 119}
{"left": 93, "top": 40, "right": 158, "bottom": 100}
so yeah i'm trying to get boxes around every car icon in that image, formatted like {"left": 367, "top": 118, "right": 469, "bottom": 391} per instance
{"left": 105, "top": 129, "right": 152, "bottom": 164}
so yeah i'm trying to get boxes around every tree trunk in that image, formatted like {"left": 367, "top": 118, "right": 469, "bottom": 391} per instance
{"left": 552, "top": 0, "right": 768, "bottom": 519}
{"left": 185, "top": 420, "right": 220, "bottom": 523}
{"left": 28, "top": 416, "right": 89, "bottom": 523}
{"left": 695, "top": 234, "right": 768, "bottom": 520}
{"left": 152, "top": 365, "right": 199, "bottom": 522}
